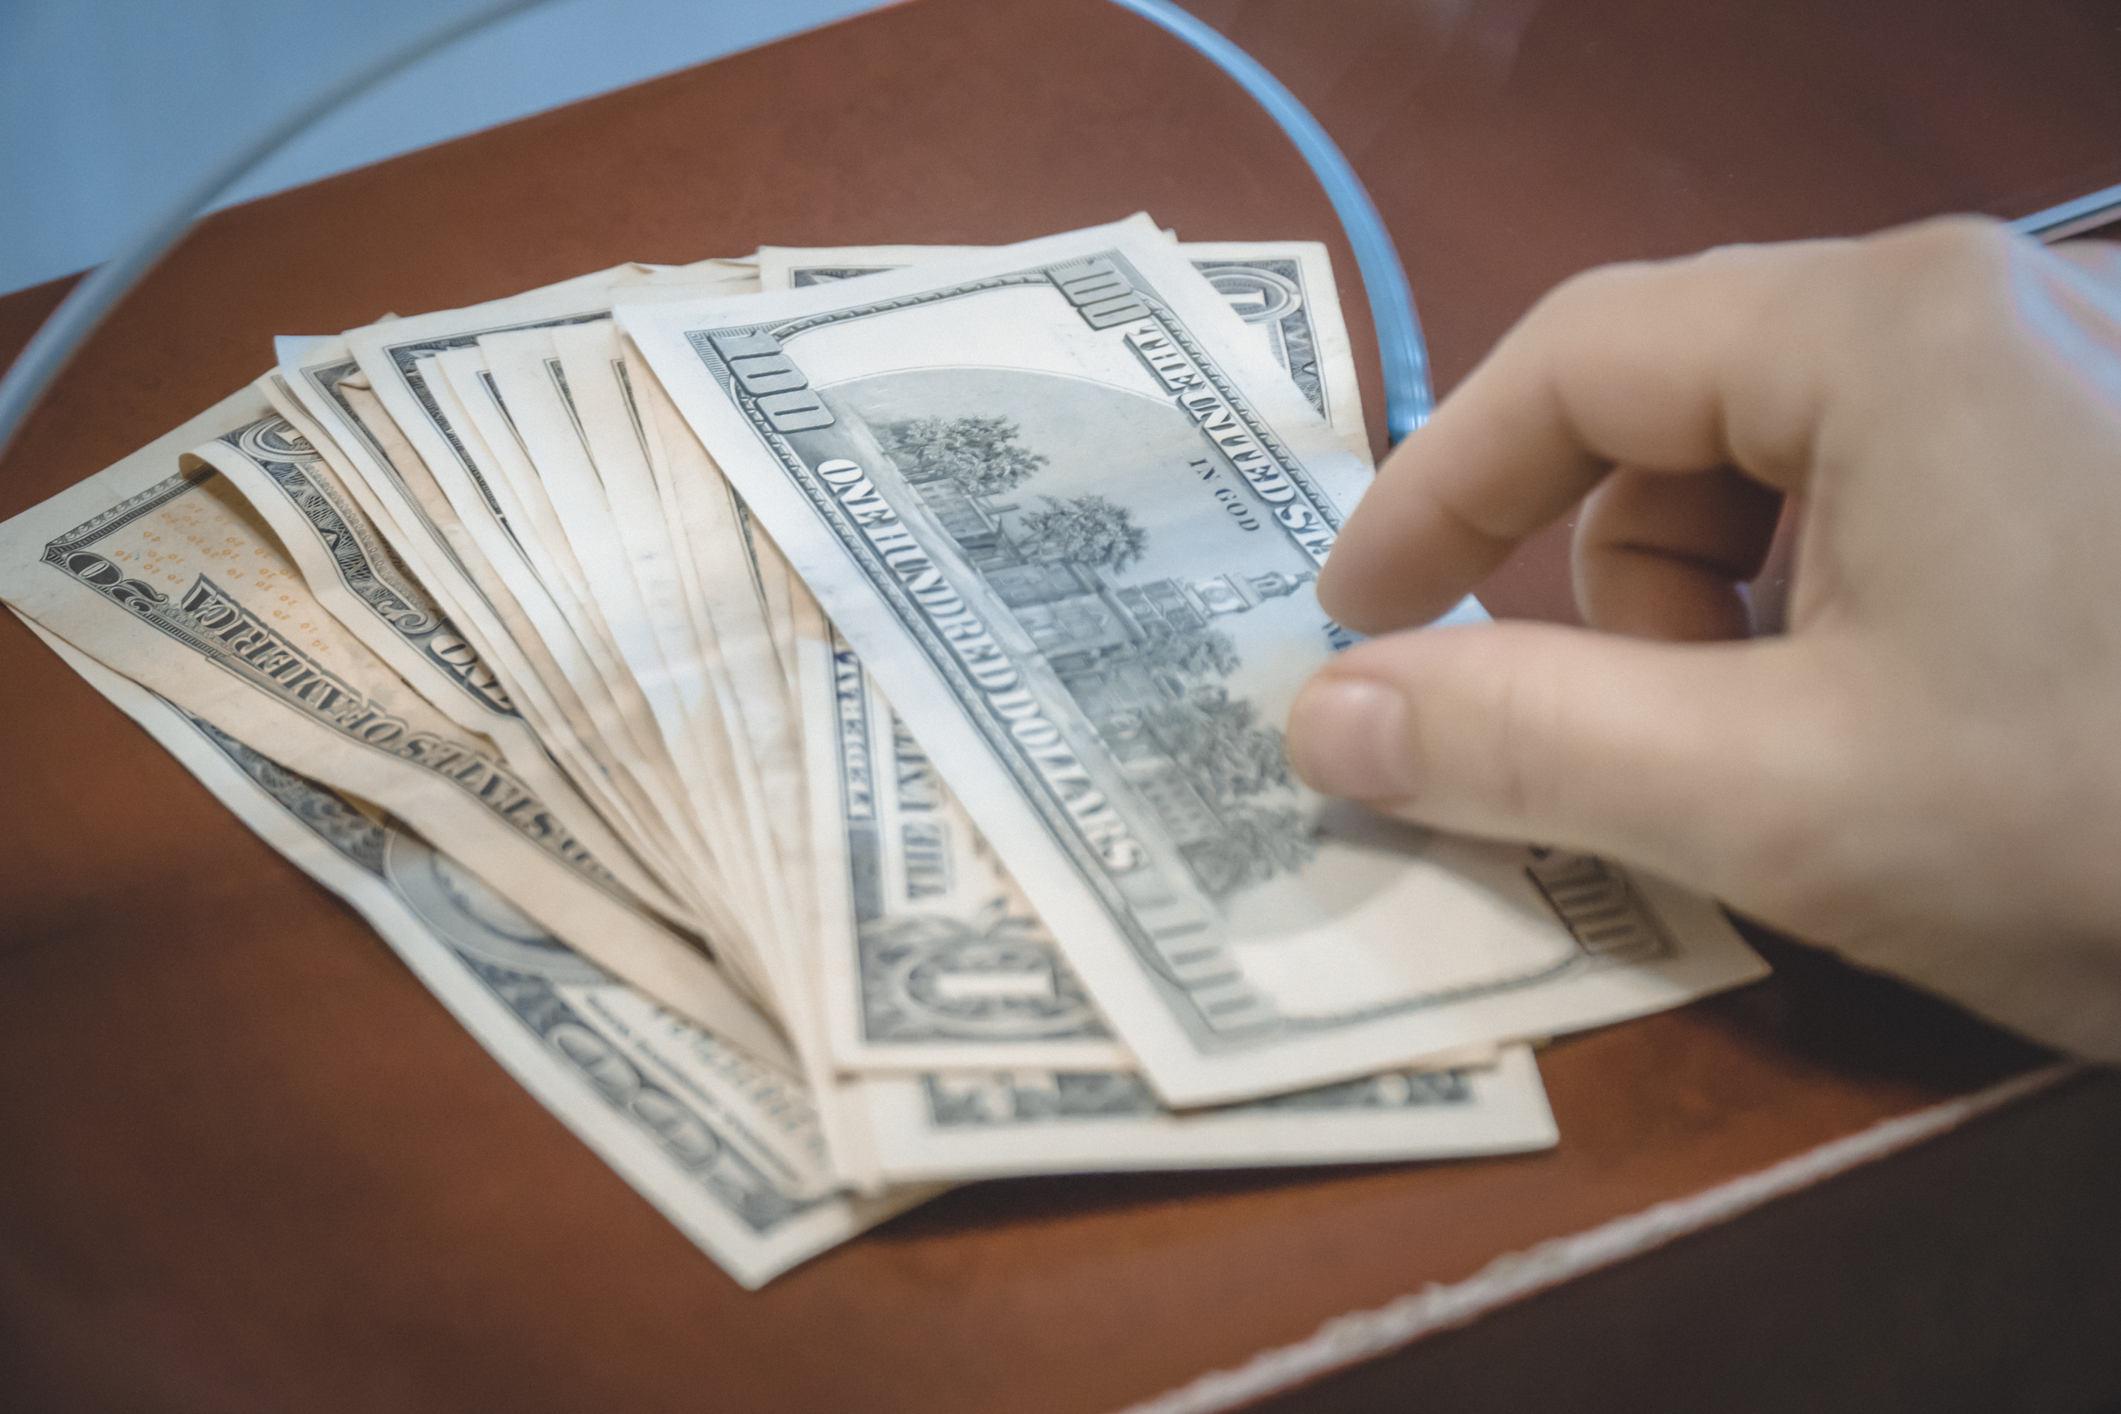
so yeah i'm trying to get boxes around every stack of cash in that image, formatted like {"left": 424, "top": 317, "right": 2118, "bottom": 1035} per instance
{"left": 0, "top": 217, "right": 1765, "bottom": 1286}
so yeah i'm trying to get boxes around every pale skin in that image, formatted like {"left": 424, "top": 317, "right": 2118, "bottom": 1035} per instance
{"left": 1285, "top": 216, "right": 2121, "bottom": 1061}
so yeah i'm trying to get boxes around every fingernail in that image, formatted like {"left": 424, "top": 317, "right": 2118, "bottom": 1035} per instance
{"left": 1286, "top": 677, "right": 1419, "bottom": 801}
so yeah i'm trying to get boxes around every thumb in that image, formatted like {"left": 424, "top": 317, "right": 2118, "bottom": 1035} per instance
{"left": 1285, "top": 621, "right": 1820, "bottom": 895}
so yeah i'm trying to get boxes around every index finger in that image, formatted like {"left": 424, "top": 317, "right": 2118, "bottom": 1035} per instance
{"left": 1319, "top": 235, "right": 1849, "bottom": 634}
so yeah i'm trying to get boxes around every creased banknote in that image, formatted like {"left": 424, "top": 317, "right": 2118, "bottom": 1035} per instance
{"left": 271, "top": 331, "right": 709, "bottom": 929}
{"left": 0, "top": 389, "right": 790, "bottom": 1072}
{"left": 622, "top": 221, "right": 1767, "bottom": 1105}
{"left": 200, "top": 375, "right": 687, "bottom": 927}
{"left": 310, "top": 273, "right": 862, "bottom": 1169}
{"left": 21, "top": 617, "right": 930, "bottom": 1288}
{"left": 277, "top": 262, "right": 767, "bottom": 942}
{"left": 843, "top": 1043, "right": 1552, "bottom": 1183}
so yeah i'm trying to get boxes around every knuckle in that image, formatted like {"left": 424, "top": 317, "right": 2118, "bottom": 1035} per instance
{"left": 1880, "top": 213, "right": 2014, "bottom": 275}
{"left": 1528, "top": 258, "right": 1658, "bottom": 331}
{"left": 1842, "top": 215, "right": 2019, "bottom": 354}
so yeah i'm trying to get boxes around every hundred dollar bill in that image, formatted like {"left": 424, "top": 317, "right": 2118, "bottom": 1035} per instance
{"left": 278, "top": 263, "right": 764, "bottom": 928}
{"left": 0, "top": 389, "right": 790, "bottom": 1072}
{"left": 756, "top": 239, "right": 1371, "bottom": 458}
{"left": 789, "top": 620, "right": 1530, "bottom": 1187}
{"left": 769, "top": 241, "right": 1390, "bottom": 1074}
{"left": 489, "top": 320, "right": 873, "bottom": 1179}
{"left": 806, "top": 621, "right": 1497, "bottom": 1076}
{"left": 270, "top": 333, "right": 708, "bottom": 926}
{"left": 335, "top": 265, "right": 805, "bottom": 958}
{"left": 198, "top": 377, "right": 690, "bottom": 931}
{"left": 439, "top": 303, "right": 869, "bottom": 1178}
{"left": 442, "top": 328, "right": 755, "bottom": 955}
{"left": 470, "top": 323, "right": 807, "bottom": 971}
{"left": 843, "top": 1044, "right": 1552, "bottom": 1183}
{"left": 21, "top": 618, "right": 932, "bottom": 1287}
{"left": 553, "top": 325, "right": 798, "bottom": 963}
{"left": 621, "top": 221, "right": 1767, "bottom": 1105}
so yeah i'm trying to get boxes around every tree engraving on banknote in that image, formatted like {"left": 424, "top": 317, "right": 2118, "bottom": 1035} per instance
{"left": 674, "top": 254, "right": 1455, "bottom": 1044}
{"left": 627, "top": 227, "right": 1764, "bottom": 1105}
{"left": 2, "top": 230, "right": 1638, "bottom": 1256}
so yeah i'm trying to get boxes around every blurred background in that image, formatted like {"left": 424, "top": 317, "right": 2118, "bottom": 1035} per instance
{"left": 0, "top": 0, "right": 884, "bottom": 296}
{"left": 6, "top": 0, "right": 2117, "bottom": 303}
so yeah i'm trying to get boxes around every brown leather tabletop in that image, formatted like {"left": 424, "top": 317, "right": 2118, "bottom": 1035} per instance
{"left": 1, "top": 2, "right": 2116, "bottom": 1410}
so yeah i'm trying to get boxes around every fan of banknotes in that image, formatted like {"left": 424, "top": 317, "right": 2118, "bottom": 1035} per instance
{"left": 0, "top": 216, "right": 1765, "bottom": 1286}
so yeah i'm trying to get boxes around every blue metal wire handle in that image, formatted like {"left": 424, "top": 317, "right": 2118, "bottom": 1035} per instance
{"left": 2010, "top": 181, "right": 2121, "bottom": 242}
{"left": 2, "top": 0, "right": 2112, "bottom": 466}
{"left": 1108, "top": 0, "right": 1434, "bottom": 442}
{"left": 0, "top": 0, "right": 1435, "bottom": 464}
{"left": 0, "top": 2, "right": 1425, "bottom": 462}
{"left": 0, "top": 0, "right": 555, "bottom": 462}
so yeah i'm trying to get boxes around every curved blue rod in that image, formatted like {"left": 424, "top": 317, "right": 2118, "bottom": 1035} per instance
{"left": 0, "top": 0, "right": 1432, "bottom": 459}
{"left": 2010, "top": 181, "right": 2121, "bottom": 242}
{"left": 0, "top": 0, "right": 557, "bottom": 462}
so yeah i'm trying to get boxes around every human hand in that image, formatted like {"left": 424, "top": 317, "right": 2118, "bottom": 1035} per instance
{"left": 1286, "top": 216, "right": 2121, "bottom": 1060}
